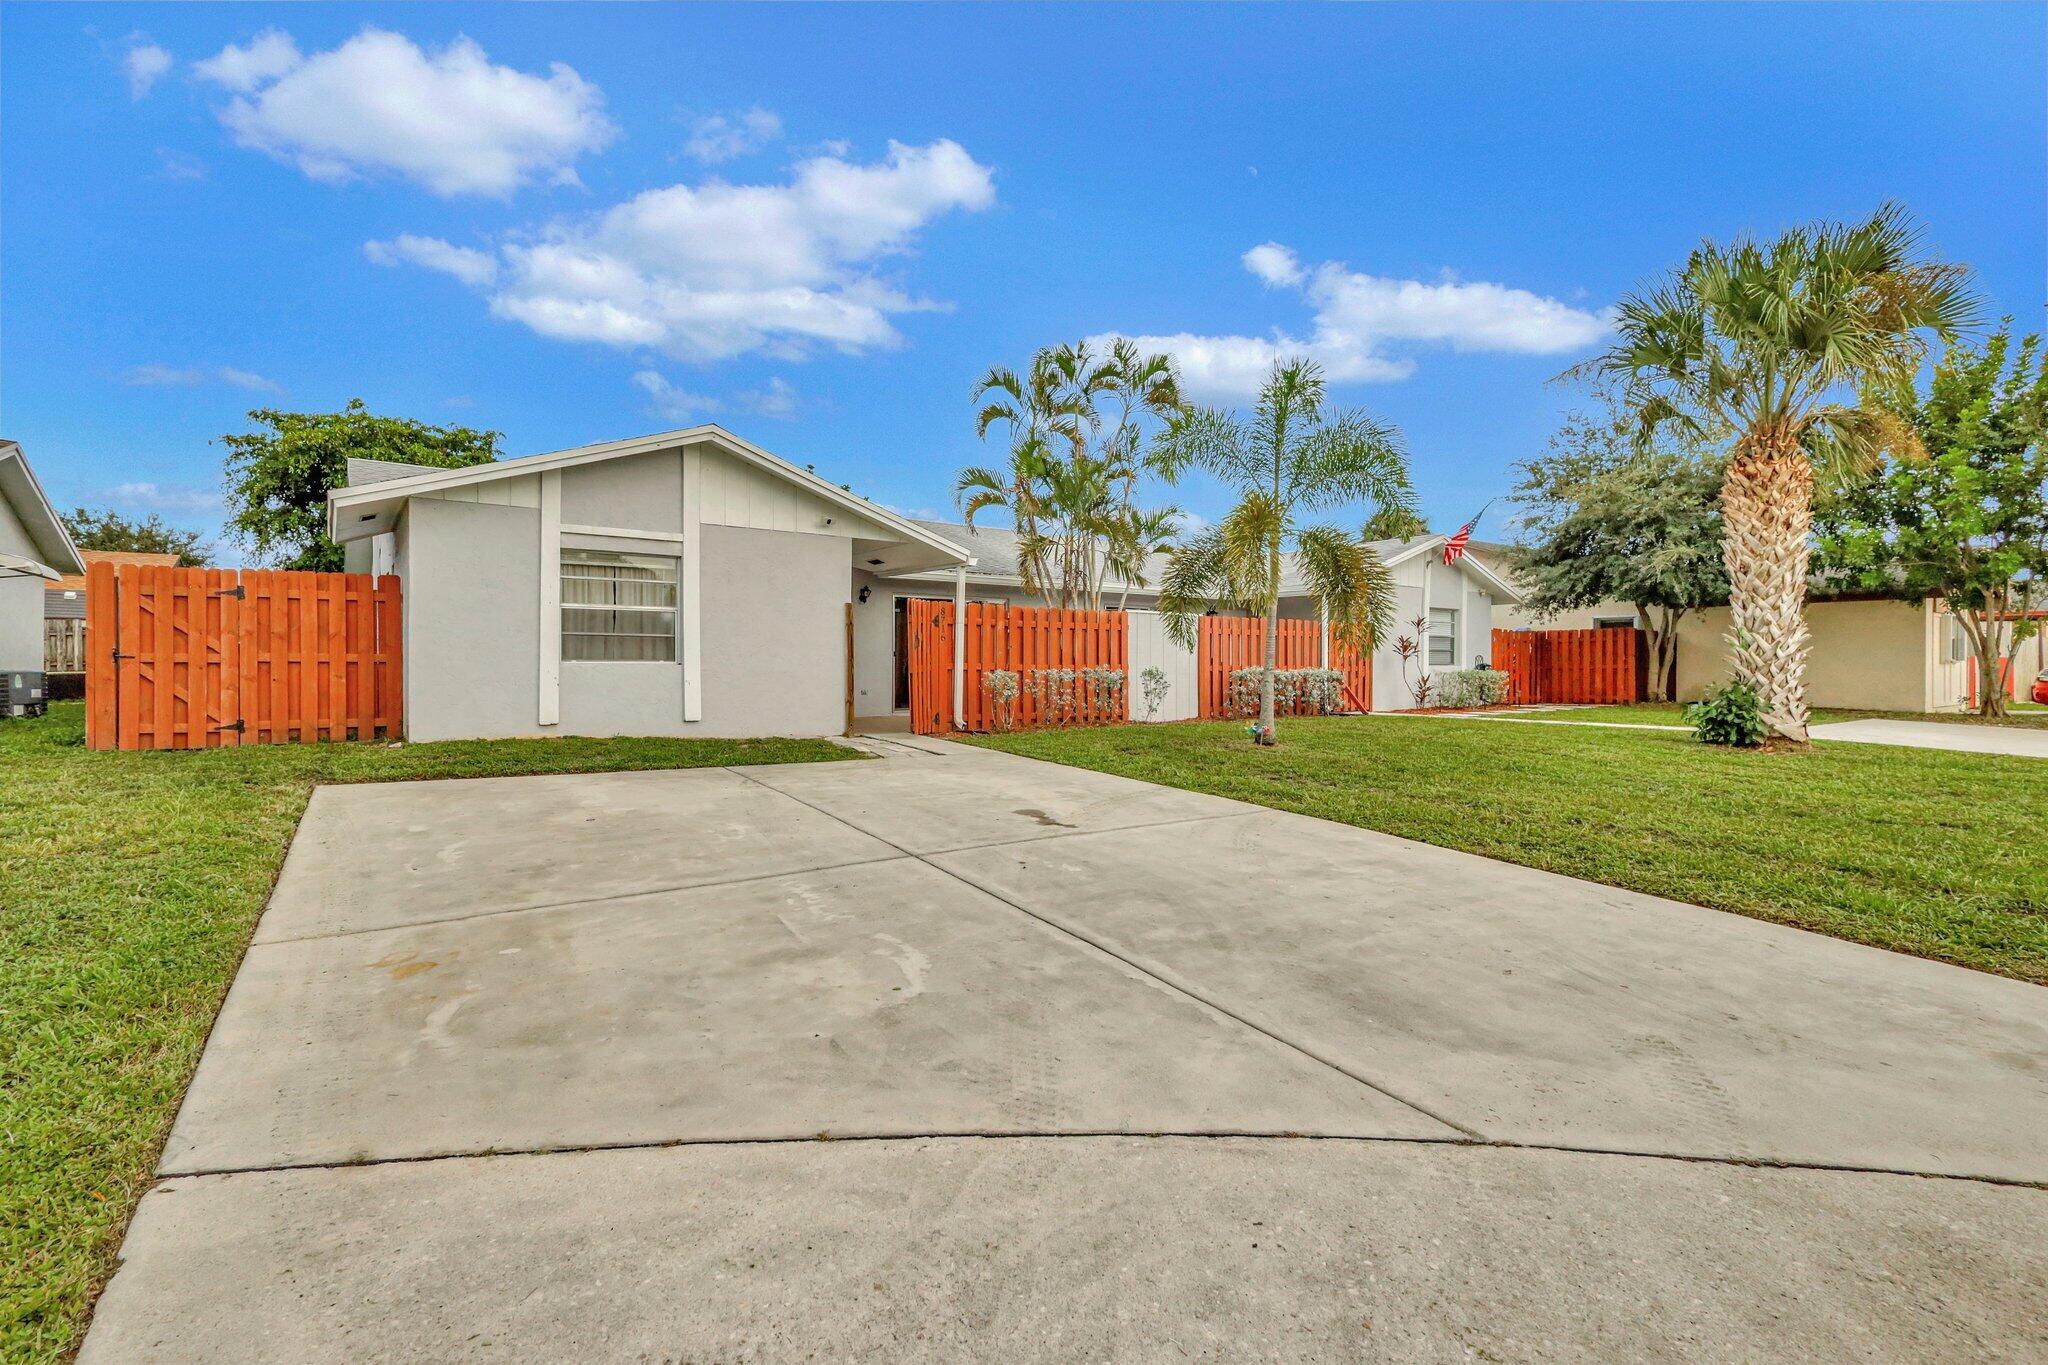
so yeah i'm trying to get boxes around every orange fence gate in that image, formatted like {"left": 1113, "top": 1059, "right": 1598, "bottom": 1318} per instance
{"left": 1198, "top": 617, "right": 1371, "bottom": 718}
{"left": 905, "top": 601, "right": 1128, "bottom": 735}
{"left": 85, "top": 562, "right": 403, "bottom": 751}
{"left": 1490, "top": 627, "right": 1640, "bottom": 706}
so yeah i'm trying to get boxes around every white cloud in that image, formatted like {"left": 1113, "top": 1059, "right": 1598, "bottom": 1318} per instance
{"left": 631, "top": 372, "right": 801, "bottom": 424}
{"left": 1093, "top": 245, "right": 1609, "bottom": 398}
{"left": 1242, "top": 242, "right": 1302, "bottom": 288}
{"left": 124, "top": 41, "right": 173, "bottom": 100}
{"left": 156, "top": 148, "right": 208, "bottom": 182}
{"left": 632, "top": 370, "right": 721, "bottom": 422}
{"left": 684, "top": 107, "right": 781, "bottom": 163}
{"left": 364, "top": 234, "right": 499, "bottom": 287}
{"left": 196, "top": 28, "right": 616, "bottom": 197}
{"left": 191, "top": 29, "right": 300, "bottom": 93}
{"left": 109, "top": 482, "right": 222, "bottom": 513}
{"left": 123, "top": 363, "right": 284, "bottom": 394}
{"left": 375, "top": 138, "right": 993, "bottom": 362}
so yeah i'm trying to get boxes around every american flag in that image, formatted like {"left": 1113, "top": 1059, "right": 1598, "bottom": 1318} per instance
{"left": 1442, "top": 501, "right": 1491, "bottom": 565}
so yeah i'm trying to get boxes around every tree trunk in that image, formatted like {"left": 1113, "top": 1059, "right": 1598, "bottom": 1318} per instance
{"left": 1963, "top": 602, "right": 2010, "bottom": 719}
{"left": 1637, "top": 603, "right": 1678, "bottom": 704}
{"left": 1720, "top": 446, "right": 1813, "bottom": 742}
{"left": 1259, "top": 591, "right": 1280, "bottom": 739}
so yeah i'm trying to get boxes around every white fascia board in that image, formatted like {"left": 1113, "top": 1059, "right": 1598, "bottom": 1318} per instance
{"left": 0, "top": 444, "right": 86, "bottom": 576}
{"left": 326, "top": 424, "right": 972, "bottom": 566}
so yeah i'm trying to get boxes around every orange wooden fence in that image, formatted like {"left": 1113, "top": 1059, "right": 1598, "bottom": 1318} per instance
{"left": 1197, "top": 617, "right": 1371, "bottom": 718}
{"left": 905, "top": 601, "right": 1128, "bottom": 735}
{"left": 85, "top": 562, "right": 402, "bottom": 751}
{"left": 1490, "top": 627, "right": 1640, "bottom": 706}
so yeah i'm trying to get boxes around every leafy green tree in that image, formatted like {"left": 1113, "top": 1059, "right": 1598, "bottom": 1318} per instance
{"left": 960, "top": 340, "right": 1185, "bottom": 608}
{"left": 60, "top": 508, "right": 213, "bottom": 566}
{"left": 1511, "top": 410, "right": 1728, "bottom": 701}
{"left": 1583, "top": 204, "right": 1977, "bottom": 741}
{"left": 1155, "top": 358, "right": 1414, "bottom": 742}
{"left": 1361, "top": 504, "right": 1429, "bottom": 540}
{"left": 221, "top": 399, "right": 499, "bottom": 570}
{"left": 1816, "top": 325, "right": 2048, "bottom": 717}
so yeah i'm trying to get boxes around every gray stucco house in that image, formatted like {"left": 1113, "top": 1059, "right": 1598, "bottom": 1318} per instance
{"left": 0, "top": 440, "right": 86, "bottom": 688}
{"left": 332, "top": 425, "right": 1520, "bottom": 740}
{"left": 331, "top": 425, "right": 973, "bottom": 741}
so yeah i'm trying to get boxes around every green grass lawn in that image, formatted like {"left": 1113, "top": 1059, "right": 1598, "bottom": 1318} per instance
{"left": 1, "top": 703, "right": 856, "bottom": 1364}
{"left": 968, "top": 716, "right": 2047, "bottom": 987}
{"left": 1493, "top": 702, "right": 2048, "bottom": 730}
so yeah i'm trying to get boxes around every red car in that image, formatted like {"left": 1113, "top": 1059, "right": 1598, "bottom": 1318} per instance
{"left": 2033, "top": 670, "right": 2048, "bottom": 705}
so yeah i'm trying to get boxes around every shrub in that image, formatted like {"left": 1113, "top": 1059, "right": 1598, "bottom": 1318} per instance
{"left": 1224, "top": 667, "right": 1347, "bottom": 718}
{"left": 1686, "top": 681, "right": 1766, "bottom": 747}
{"left": 982, "top": 669, "right": 1020, "bottom": 730}
{"left": 1020, "top": 667, "right": 1125, "bottom": 726}
{"left": 1139, "top": 665, "right": 1171, "bottom": 721}
{"left": 1434, "top": 668, "right": 1510, "bottom": 709}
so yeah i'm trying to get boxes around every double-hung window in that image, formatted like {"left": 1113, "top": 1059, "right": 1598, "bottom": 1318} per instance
{"left": 561, "top": 550, "right": 677, "bottom": 662}
{"left": 1427, "top": 608, "right": 1459, "bottom": 667}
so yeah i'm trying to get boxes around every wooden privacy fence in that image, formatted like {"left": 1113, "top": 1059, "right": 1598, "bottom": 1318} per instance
{"left": 1198, "top": 617, "right": 1371, "bottom": 719}
{"left": 1490, "top": 627, "right": 1640, "bottom": 706}
{"left": 85, "top": 563, "right": 402, "bottom": 751}
{"left": 905, "top": 601, "right": 1128, "bottom": 735}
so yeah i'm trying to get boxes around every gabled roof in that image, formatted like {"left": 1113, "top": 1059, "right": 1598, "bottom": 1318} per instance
{"left": 327, "top": 425, "right": 971, "bottom": 569}
{"left": 0, "top": 441, "right": 86, "bottom": 579}
{"left": 1374, "top": 534, "right": 1525, "bottom": 604}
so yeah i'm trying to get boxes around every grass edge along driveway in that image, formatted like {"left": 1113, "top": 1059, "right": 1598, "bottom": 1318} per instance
{"left": 968, "top": 715, "right": 2047, "bottom": 987}
{"left": 1, "top": 703, "right": 858, "bottom": 1365}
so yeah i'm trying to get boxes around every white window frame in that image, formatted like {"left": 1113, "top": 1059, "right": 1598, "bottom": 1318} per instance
{"left": 561, "top": 548, "right": 679, "bottom": 663}
{"left": 1427, "top": 607, "right": 1459, "bottom": 668}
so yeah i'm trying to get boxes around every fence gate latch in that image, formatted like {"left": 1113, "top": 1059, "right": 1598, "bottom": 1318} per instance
{"left": 211, "top": 719, "right": 247, "bottom": 735}
{"left": 210, "top": 585, "right": 247, "bottom": 600}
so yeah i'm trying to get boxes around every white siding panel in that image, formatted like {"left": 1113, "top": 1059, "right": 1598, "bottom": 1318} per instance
{"left": 1127, "top": 611, "right": 1199, "bottom": 721}
{"left": 697, "top": 447, "right": 889, "bottom": 539}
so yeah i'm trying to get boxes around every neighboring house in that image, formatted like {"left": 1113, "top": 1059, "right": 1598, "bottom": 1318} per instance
{"left": 1474, "top": 540, "right": 1995, "bottom": 713}
{"left": 1, "top": 441, "right": 86, "bottom": 702}
{"left": 856, "top": 523, "right": 1520, "bottom": 719}
{"left": 329, "top": 426, "right": 1520, "bottom": 740}
{"left": 44, "top": 550, "right": 181, "bottom": 676}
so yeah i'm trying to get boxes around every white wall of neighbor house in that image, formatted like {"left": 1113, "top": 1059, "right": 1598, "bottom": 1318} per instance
{"left": 1494, "top": 599, "right": 1644, "bottom": 632}
{"left": 392, "top": 443, "right": 877, "bottom": 741}
{"left": 1369, "top": 555, "right": 1497, "bottom": 712}
{"left": 1674, "top": 598, "right": 1946, "bottom": 712}
{"left": 0, "top": 489, "right": 45, "bottom": 672}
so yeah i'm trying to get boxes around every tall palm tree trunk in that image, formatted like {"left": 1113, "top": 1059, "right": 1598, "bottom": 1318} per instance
{"left": 1721, "top": 443, "right": 1813, "bottom": 742}
{"left": 1259, "top": 541, "right": 1281, "bottom": 738}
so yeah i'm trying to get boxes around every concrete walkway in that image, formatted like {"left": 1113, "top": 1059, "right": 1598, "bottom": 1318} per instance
{"left": 84, "top": 742, "right": 2048, "bottom": 1361}
{"left": 1809, "top": 717, "right": 2048, "bottom": 758}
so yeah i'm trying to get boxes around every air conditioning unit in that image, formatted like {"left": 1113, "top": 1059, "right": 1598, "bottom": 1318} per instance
{"left": 2, "top": 670, "right": 47, "bottom": 719}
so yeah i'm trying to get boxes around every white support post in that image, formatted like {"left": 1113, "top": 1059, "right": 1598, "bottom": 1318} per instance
{"left": 681, "top": 446, "right": 703, "bottom": 722}
{"left": 1319, "top": 604, "right": 1330, "bottom": 670}
{"left": 952, "top": 563, "right": 968, "bottom": 730}
{"left": 538, "top": 470, "right": 561, "bottom": 727}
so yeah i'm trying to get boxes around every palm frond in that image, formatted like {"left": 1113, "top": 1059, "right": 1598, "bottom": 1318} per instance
{"left": 1294, "top": 527, "right": 1397, "bottom": 655}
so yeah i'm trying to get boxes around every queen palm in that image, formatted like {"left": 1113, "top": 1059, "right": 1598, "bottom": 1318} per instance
{"left": 1155, "top": 358, "right": 1414, "bottom": 742}
{"left": 959, "top": 346, "right": 1090, "bottom": 603}
{"left": 1585, "top": 204, "right": 1976, "bottom": 741}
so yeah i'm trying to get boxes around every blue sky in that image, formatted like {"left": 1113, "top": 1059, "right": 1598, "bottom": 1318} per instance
{"left": 5, "top": 3, "right": 2042, "bottom": 561}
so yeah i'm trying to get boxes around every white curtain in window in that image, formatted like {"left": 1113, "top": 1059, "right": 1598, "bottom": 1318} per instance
{"left": 562, "top": 550, "right": 678, "bottom": 662}
{"left": 1428, "top": 607, "right": 1458, "bottom": 667}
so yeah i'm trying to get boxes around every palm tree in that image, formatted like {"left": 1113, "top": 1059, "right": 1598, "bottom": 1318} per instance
{"left": 961, "top": 341, "right": 1186, "bottom": 608}
{"left": 960, "top": 346, "right": 1090, "bottom": 602}
{"left": 1105, "top": 504, "right": 1185, "bottom": 610}
{"left": 1155, "top": 358, "right": 1415, "bottom": 742}
{"left": 1584, "top": 204, "right": 1977, "bottom": 741}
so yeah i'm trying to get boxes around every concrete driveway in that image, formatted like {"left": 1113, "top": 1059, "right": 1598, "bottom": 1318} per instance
{"left": 85, "top": 738, "right": 2048, "bottom": 1360}
{"left": 1810, "top": 716, "right": 2048, "bottom": 758}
